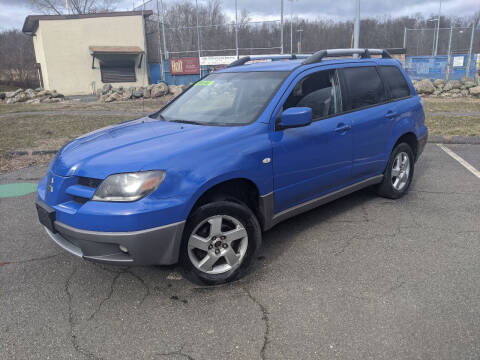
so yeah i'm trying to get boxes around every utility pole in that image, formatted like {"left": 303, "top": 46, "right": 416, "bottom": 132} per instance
{"left": 353, "top": 0, "right": 360, "bottom": 49}
{"left": 434, "top": 0, "right": 442, "bottom": 56}
{"left": 280, "top": 0, "right": 284, "bottom": 54}
{"left": 235, "top": 0, "right": 239, "bottom": 58}
{"left": 65, "top": 0, "right": 70, "bottom": 14}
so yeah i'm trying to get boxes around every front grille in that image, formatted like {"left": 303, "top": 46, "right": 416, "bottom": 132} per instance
{"left": 78, "top": 176, "right": 102, "bottom": 189}
{"left": 72, "top": 196, "right": 89, "bottom": 205}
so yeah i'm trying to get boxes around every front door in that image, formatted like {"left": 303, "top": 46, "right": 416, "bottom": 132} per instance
{"left": 271, "top": 68, "right": 353, "bottom": 213}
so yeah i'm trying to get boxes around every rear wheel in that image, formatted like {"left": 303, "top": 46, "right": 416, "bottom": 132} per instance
{"left": 180, "top": 200, "right": 261, "bottom": 285}
{"left": 376, "top": 142, "right": 414, "bottom": 199}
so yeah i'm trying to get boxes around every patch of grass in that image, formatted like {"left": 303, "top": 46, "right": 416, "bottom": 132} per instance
{"left": 425, "top": 114, "right": 480, "bottom": 137}
{"left": 422, "top": 97, "right": 480, "bottom": 113}
{"left": 0, "top": 113, "right": 134, "bottom": 157}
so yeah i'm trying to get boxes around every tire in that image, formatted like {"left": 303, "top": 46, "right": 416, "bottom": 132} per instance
{"left": 376, "top": 142, "right": 415, "bottom": 199}
{"left": 180, "top": 200, "right": 262, "bottom": 285}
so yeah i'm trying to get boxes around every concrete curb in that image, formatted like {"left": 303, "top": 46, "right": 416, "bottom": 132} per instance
{"left": 428, "top": 135, "right": 480, "bottom": 145}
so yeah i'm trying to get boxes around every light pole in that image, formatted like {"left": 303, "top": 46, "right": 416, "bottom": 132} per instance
{"left": 288, "top": 0, "right": 298, "bottom": 54}
{"left": 427, "top": 18, "right": 438, "bottom": 56}
{"left": 296, "top": 29, "right": 303, "bottom": 53}
{"left": 280, "top": 0, "right": 284, "bottom": 54}
{"left": 353, "top": 0, "right": 360, "bottom": 49}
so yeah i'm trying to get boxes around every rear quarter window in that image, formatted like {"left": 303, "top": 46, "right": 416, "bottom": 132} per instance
{"left": 340, "top": 66, "right": 386, "bottom": 111}
{"left": 378, "top": 66, "right": 411, "bottom": 100}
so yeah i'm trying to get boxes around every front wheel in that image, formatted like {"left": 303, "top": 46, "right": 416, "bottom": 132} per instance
{"left": 180, "top": 200, "right": 262, "bottom": 285}
{"left": 376, "top": 142, "right": 415, "bottom": 199}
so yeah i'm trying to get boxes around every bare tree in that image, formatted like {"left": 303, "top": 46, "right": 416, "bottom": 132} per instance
{"left": 0, "top": 30, "right": 37, "bottom": 87}
{"left": 29, "top": 0, "right": 117, "bottom": 15}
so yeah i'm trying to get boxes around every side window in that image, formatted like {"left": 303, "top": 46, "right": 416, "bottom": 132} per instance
{"left": 283, "top": 69, "right": 341, "bottom": 120}
{"left": 378, "top": 66, "right": 411, "bottom": 100}
{"left": 341, "top": 66, "right": 386, "bottom": 111}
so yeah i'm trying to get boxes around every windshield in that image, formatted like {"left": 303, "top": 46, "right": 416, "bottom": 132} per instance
{"left": 158, "top": 71, "right": 288, "bottom": 125}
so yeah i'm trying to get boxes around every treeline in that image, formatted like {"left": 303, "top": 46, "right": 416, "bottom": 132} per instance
{"left": 1, "top": 0, "right": 479, "bottom": 88}
{"left": 145, "top": 0, "right": 480, "bottom": 60}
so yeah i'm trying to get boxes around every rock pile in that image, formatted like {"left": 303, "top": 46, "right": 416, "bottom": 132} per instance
{"left": 97, "top": 83, "right": 186, "bottom": 102}
{"left": 0, "top": 88, "right": 65, "bottom": 104}
{"left": 413, "top": 78, "right": 480, "bottom": 97}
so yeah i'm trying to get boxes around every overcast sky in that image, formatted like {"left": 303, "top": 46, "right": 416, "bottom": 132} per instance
{"left": 1, "top": 0, "right": 478, "bottom": 30}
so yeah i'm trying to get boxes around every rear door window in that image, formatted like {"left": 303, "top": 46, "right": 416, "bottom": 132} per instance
{"left": 378, "top": 66, "right": 411, "bottom": 100}
{"left": 340, "top": 66, "right": 386, "bottom": 111}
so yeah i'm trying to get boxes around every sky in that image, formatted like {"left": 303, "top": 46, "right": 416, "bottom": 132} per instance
{"left": 0, "top": 0, "right": 478, "bottom": 31}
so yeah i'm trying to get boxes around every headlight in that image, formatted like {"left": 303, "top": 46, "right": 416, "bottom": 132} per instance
{"left": 92, "top": 170, "right": 166, "bottom": 202}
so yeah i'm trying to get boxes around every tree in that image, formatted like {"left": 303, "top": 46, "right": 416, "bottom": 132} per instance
{"left": 0, "top": 30, "right": 37, "bottom": 87}
{"left": 29, "top": 0, "right": 117, "bottom": 15}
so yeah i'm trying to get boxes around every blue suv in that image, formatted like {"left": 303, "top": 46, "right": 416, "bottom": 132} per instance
{"left": 36, "top": 48, "right": 428, "bottom": 284}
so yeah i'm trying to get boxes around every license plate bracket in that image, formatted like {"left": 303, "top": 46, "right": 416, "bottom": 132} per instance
{"left": 36, "top": 200, "right": 57, "bottom": 233}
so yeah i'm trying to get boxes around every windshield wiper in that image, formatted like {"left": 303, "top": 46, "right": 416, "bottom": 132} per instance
{"left": 169, "top": 119, "right": 204, "bottom": 125}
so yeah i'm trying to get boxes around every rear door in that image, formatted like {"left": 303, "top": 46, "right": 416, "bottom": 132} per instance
{"left": 338, "top": 65, "right": 392, "bottom": 180}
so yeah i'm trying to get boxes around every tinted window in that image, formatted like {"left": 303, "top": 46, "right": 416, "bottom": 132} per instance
{"left": 341, "top": 66, "right": 386, "bottom": 111}
{"left": 378, "top": 66, "right": 411, "bottom": 100}
{"left": 283, "top": 69, "right": 341, "bottom": 119}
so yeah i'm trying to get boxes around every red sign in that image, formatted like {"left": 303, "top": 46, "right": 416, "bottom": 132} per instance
{"left": 169, "top": 57, "right": 200, "bottom": 75}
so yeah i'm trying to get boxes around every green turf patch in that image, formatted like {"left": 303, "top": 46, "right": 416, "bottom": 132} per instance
{"left": 0, "top": 183, "right": 37, "bottom": 198}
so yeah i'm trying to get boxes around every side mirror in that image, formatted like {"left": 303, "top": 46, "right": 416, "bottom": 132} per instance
{"left": 278, "top": 107, "right": 312, "bottom": 130}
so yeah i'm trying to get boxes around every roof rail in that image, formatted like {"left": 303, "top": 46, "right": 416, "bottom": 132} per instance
{"left": 302, "top": 48, "right": 392, "bottom": 65}
{"left": 227, "top": 54, "right": 309, "bottom": 68}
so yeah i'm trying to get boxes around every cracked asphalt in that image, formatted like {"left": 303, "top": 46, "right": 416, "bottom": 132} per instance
{"left": 1, "top": 144, "right": 479, "bottom": 360}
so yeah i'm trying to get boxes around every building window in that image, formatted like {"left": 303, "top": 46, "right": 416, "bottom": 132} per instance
{"left": 100, "top": 61, "right": 136, "bottom": 83}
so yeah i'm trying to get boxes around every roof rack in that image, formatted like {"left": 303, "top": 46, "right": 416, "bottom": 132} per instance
{"left": 227, "top": 54, "right": 310, "bottom": 68}
{"left": 302, "top": 48, "right": 392, "bottom": 65}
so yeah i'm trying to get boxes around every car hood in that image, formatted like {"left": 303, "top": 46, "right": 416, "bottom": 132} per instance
{"left": 52, "top": 117, "right": 242, "bottom": 178}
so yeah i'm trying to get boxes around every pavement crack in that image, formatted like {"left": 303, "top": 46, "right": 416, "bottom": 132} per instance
{"left": 1, "top": 253, "right": 61, "bottom": 266}
{"left": 157, "top": 344, "right": 195, "bottom": 360}
{"left": 65, "top": 267, "right": 102, "bottom": 360}
{"left": 125, "top": 269, "right": 151, "bottom": 306}
{"left": 87, "top": 271, "right": 124, "bottom": 321}
{"left": 243, "top": 286, "right": 270, "bottom": 360}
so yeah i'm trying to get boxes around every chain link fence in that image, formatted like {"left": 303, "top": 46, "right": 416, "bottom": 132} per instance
{"left": 405, "top": 27, "right": 480, "bottom": 57}
{"left": 136, "top": 0, "right": 283, "bottom": 62}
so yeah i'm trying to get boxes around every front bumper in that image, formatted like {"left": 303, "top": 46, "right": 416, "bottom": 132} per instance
{"left": 43, "top": 220, "right": 185, "bottom": 265}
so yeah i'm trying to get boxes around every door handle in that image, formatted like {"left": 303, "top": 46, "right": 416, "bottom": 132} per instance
{"left": 385, "top": 110, "right": 398, "bottom": 119}
{"left": 335, "top": 123, "right": 351, "bottom": 133}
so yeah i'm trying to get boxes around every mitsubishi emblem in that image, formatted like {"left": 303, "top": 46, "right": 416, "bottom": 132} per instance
{"left": 48, "top": 177, "right": 54, "bottom": 192}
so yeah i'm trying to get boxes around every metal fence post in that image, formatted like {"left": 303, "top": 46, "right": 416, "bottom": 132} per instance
{"left": 403, "top": 27, "right": 407, "bottom": 49}
{"left": 160, "top": 0, "right": 168, "bottom": 60}
{"left": 280, "top": 0, "right": 284, "bottom": 54}
{"left": 465, "top": 23, "right": 475, "bottom": 80}
{"left": 195, "top": 0, "right": 202, "bottom": 76}
{"left": 235, "top": 0, "right": 239, "bottom": 59}
{"left": 155, "top": 0, "right": 165, "bottom": 81}
{"left": 445, "top": 27, "right": 452, "bottom": 81}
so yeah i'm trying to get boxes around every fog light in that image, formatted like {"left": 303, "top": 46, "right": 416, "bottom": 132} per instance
{"left": 119, "top": 245, "right": 128, "bottom": 253}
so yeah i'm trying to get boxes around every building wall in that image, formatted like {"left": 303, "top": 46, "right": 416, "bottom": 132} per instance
{"left": 34, "top": 15, "right": 148, "bottom": 95}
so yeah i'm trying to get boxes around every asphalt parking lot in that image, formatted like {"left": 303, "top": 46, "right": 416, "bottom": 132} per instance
{"left": 1, "top": 143, "right": 479, "bottom": 360}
